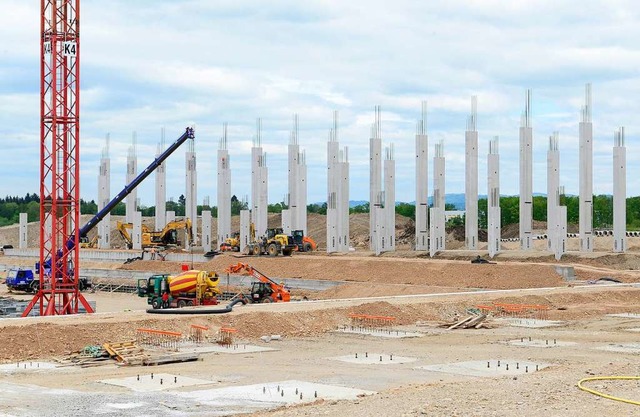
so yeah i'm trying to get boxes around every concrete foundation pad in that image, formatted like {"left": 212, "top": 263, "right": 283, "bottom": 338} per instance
{"left": 594, "top": 343, "right": 640, "bottom": 354}
{"left": 178, "top": 380, "right": 374, "bottom": 414}
{"left": 99, "top": 373, "right": 216, "bottom": 392}
{"left": 495, "top": 318, "right": 566, "bottom": 328}
{"left": 334, "top": 327, "right": 423, "bottom": 338}
{"left": 506, "top": 338, "right": 577, "bottom": 348}
{"left": 179, "top": 344, "right": 277, "bottom": 354}
{"left": 416, "top": 359, "right": 550, "bottom": 378}
{"left": 0, "top": 361, "right": 60, "bottom": 373}
{"left": 607, "top": 313, "right": 640, "bottom": 319}
{"left": 331, "top": 353, "right": 417, "bottom": 365}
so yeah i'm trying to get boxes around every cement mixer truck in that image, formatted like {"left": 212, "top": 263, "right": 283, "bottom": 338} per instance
{"left": 137, "top": 270, "right": 222, "bottom": 309}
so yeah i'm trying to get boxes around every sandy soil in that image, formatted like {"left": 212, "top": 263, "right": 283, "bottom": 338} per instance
{"left": 3, "top": 217, "right": 640, "bottom": 416}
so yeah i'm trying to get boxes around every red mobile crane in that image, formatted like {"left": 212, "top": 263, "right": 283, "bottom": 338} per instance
{"left": 225, "top": 263, "right": 291, "bottom": 303}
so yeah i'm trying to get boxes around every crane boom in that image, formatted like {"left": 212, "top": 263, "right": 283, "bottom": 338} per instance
{"left": 68, "top": 127, "right": 195, "bottom": 249}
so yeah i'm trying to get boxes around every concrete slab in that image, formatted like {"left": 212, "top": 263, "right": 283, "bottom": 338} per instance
{"left": 594, "top": 343, "right": 640, "bottom": 354}
{"left": 607, "top": 313, "right": 640, "bottom": 319}
{"left": 331, "top": 353, "right": 417, "bottom": 365}
{"left": 494, "top": 318, "right": 566, "bottom": 328}
{"left": 99, "top": 373, "right": 216, "bottom": 392}
{"left": 334, "top": 326, "right": 423, "bottom": 339}
{"left": 0, "top": 361, "right": 60, "bottom": 373}
{"left": 178, "top": 380, "right": 374, "bottom": 415}
{"left": 179, "top": 344, "right": 277, "bottom": 354}
{"left": 416, "top": 359, "right": 550, "bottom": 378}
{"left": 506, "top": 338, "right": 577, "bottom": 348}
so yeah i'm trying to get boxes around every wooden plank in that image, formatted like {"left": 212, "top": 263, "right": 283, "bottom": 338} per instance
{"left": 448, "top": 315, "right": 474, "bottom": 330}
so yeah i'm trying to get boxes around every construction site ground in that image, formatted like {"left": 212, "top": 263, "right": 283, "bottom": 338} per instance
{"left": 1, "top": 248, "right": 640, "bottom": 416}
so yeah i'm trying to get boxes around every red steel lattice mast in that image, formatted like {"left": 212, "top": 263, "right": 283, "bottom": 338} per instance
{"left": 23, "top": 0, "right": 93, "bottom": 316}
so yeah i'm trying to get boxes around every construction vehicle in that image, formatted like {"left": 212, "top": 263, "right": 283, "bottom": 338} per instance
{"left": 21, "top": 128, "right": 194, "bottom": 317}
{"left": 79, "top": 235, "right": 98, "bottom": 248}
{"left": 116, "top": 219, "right": 193, "bottom": 249}
{"left": 6, "top": 268, "right": 91, "bottom": 293}
{"left": 137, "top": 269, "right": 222, "bottom": 309}
{"left": 220, "top": 232, "right": 241, "bottom": 252}
{"left": 245, "top": 226, "right": 296, "bottom": 257}
{"left": 225, "top": 262, "right": 290, "bottom": 303}
{"left": 290, "top": 230, "right": 317, "bottom": 252}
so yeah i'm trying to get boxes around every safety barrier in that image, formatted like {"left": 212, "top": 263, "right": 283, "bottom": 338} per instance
{"left": 136, "top": 328, "right": 183, "bottom": 349}
{"left": 490, "top": 303, "right": 549, "bottom": 320}
{"left": 189, "top": 324, "right": 209, "bottom": 343}
{"left": 218, "top": 327, "right": 238, "bottom": 346}
{"left": 348, "top": 313, "right": 396, "bottom": 329}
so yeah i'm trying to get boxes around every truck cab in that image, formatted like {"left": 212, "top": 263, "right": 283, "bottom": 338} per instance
{"left": 137, "top": 274, "right": 169, "bottom": 309}
{"left": 6, "top": 269, "right": 35, "bottom": 293}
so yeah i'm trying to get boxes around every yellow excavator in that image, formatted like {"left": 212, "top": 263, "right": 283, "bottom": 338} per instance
{"left": 116, "top": 219, "right": 193, "bottom": 249}
{"left": 220, "top": 231, "right": 241, "bottom": 252}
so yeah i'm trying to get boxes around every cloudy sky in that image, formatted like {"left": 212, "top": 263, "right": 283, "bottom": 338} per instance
{"left": 1, "top": 0, "right": 640, "bottom": 206}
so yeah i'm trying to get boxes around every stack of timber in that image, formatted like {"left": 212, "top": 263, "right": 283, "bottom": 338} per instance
{"left": 442, "top": 313, "right": 490, "bottom": 330}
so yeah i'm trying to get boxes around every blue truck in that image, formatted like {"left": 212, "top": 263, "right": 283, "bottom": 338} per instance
{"left": 5, "top": 268, "right": 91, "bottom": 293}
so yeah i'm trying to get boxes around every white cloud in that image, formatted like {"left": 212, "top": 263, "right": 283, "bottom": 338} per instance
{"left": 2, "top": 0, "right": 640, "bottom": 207}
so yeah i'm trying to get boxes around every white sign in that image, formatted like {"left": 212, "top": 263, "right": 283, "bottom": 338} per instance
{"left": 62, "top": 41, "right": 77, "bottom": 57}
{"left": 43, "top": 41, "right": 52, "bottom": 55}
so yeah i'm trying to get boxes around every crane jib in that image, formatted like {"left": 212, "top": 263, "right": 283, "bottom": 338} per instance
{"left": 65, "top": 127, "right": 194, "bottom": 250}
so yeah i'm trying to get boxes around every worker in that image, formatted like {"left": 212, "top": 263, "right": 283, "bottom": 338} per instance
{"left": 150, "top": 248, "right": 156, "bottom": 260}
{"left": 161, "top": 291, "right": 169, "bottom": 308}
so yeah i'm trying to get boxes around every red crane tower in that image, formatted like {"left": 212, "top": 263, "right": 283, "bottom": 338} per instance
{"left": 22, "top": 0, "right": 93, "bottom": 316}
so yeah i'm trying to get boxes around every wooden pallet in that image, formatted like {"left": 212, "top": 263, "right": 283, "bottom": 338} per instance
{"left": 103, "top": 341, "right": 147, "bottom": 364}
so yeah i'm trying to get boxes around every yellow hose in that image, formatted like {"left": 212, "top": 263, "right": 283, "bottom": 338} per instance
{"left": 577, "top": 376, "right": 640, "bottom": 406}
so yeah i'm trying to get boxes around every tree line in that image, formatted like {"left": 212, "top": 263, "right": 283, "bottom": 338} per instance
{"left": 2, "top": 193, "right": 640, "bottom": 230}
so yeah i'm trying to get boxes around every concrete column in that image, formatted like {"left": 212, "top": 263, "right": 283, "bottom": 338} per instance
{"left": 519, "top": 90, "right": 533, "bottom": 250}
{"left": 369, "top": 106, "right": 382, "bottom": 252}
{"left": 327, "top": 130, "right": 338, "bottom": 253}
{"left": 251, "top": 119, "right": 268, "bottom": 238}
{"left": 166, "top": 210, "right": 175, "bottom": 224}
{"left": 555, "top": 204, "right": 567, "bottom": 260}
{"left": 579, "top": 83, "right": 594, "bottom": 252}
{"left": 217, "top": 124, "right": 231, "bottom": 247}
{"left": 327, "top": 112, "right": 349, "bottom": 253}
{"left": 415, "top": 101, "right": 429, "bottom": 251}
{"left": 202, "top": 210, "right": 212, "bottom": 253}
{"left": 297, "top": 150, "right": 307, "bottom": 235}
{"left": 488, "top": 137, "right": 501, "bottom": 258}
{"left": 547, "top": 133, "right": 559, "bottom": 254}
{"left": 339, "top": 147, "right": 350, "bottom": 252}
{"left": 125, "top": 132, "right": 137, "bottom": 223}
{"left": 613, "top": 127, "right": 626, "bottom": 253}
{"left": 286, "top": 115, "right": 299, "bottom": 234}
{"left": 19, "top": 213, "right": 27, "bottom": 249}
{"left": 185, "top": 138, "right": 197, "bottom": 248}
{"left": 240, "top": 209, "right": 250, "bottom": 251}
{"left": 132, "top": 211, "right": 142, "bottom": 250}
{"left": 281, "top": 209, "right": 291, "bottom": 234}
{"left": 98, "top": 135, "right": 111, "bottom": 249}
{"left": 430, "top": 141, "right": 445, "bottom": 257}
{"left": 384, "top": 146, "right": 395, "bottom": 252}
{"left": 155, "top": 128, "right": 166, "bottom": 232}
{"left": 465, "top": 96, "right": 479, "bottom": 250}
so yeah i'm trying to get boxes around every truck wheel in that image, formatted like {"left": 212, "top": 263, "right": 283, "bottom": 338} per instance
{"left": 177, "top": 300, "right": 187, "bottom": 308}
{"left": 303, "top": 243, "right": 312, "bottom": 252}
{"left": 261, "top": 297, "right": 273, "bottom": 303}
{"left": 79, "top": 281, "right": 85, "bottom": 291}
{"left": 152, "top": 299, "right": 161, "bottom": 309}
{"left": 30, "top": 282, "right": 39, "bottom": 293}
{"left": 187, "top": 300, "right": 194, "bottom": 306}
{"left": 253, "top": 246, "right": 261, "bottom": 256}
{"left": 267, "top": 244, "right": 278, "bottom": 257}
